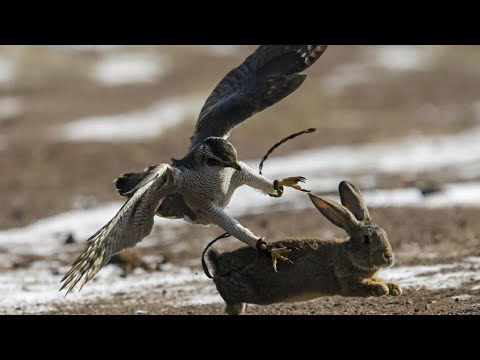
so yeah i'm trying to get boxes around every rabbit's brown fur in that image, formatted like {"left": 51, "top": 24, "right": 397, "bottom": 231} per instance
{"left": 206, "top": 181, "right": 402, "bottom": 315}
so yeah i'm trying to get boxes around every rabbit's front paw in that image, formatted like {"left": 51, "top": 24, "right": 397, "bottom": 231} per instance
{"left": 386, "top": 282, "right": 402, "bottom": 296}
{"left": 367, "top": 282, "right": 389, "bottom": 297}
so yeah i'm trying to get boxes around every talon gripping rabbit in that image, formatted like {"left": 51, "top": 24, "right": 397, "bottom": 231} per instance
{"left": 205, "top": 181, "right": 402, "bottom": 315}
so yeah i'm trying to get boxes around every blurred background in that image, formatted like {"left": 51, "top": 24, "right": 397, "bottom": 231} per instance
{"left": 1, "top": 45, "right": 480, "bottom": 314}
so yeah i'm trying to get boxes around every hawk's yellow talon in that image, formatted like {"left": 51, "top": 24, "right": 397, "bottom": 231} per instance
{"left": 270, "top": 247, "right": 294, "bottom": 272}
{"left": 278, "top": 176, "right": 309, "bottom": 192}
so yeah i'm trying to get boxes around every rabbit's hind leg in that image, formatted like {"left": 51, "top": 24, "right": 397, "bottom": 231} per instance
{"left": 225, "top": 302, "right": 246, "bottom": 315}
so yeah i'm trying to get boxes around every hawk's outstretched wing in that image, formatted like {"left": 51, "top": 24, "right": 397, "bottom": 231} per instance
{"left": 189, "top": 45, "right": 328, "bottom": 150}
{"left": 60, "top": 164, "right": 176, "bottom": 294}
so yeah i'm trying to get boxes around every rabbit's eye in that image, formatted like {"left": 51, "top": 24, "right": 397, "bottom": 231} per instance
{"left": 363, "top": 235, "right": 370, "bottom": 244}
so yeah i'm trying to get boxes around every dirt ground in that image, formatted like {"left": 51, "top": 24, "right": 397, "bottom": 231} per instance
{"left": 39, "top": 206, "right": 480, "bottom": 315}
{"left": 44, "top": 287, "right": 479, "bottom": 315}
{"left": 1, "top": 45, "right": 480, "bottom": 315}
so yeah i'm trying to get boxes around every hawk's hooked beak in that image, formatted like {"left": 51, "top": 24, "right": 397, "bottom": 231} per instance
{"left": 226, "top": 162, "right": 242, "bottom": 171}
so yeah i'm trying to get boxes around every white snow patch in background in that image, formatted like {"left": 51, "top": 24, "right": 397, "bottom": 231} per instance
{"left": 451, "top": 294, "right": 473, "bottom": 301}
{"left": 0, "top": 261, "right": 212, "bottom": 314}
{"left": 362, "top": 182, "right": 480, "bottom": 208}
{"left": 0, "top": 97, "right": 23, "bottom": 120}
{"left": 0, "top": 56, "right": 15, "bottom": 85}
{"left": 228, "top": 182, "right": 480, "bottom": 217}
{"left": 247, "top": 127, "right": 480, "bottom": 181}
{"left": 59, "top": 95, "right": 204, "bottom": 142}
{"left": 370, "top": 45, "right": 438, "bottom": 72}
{"left": 380, "top": 257, "right": 480, "bottom": 290}
{"left": 48, "top": 45, "right": 125, "bottom": 52}
{"left": 0, "top": 202, "right": 123, "bottom": 257}
{"left": 321, "top": 63, "right": 374, "bottom": 95}
{"left": 91, "top": 53, "right": 168, "bottom": 86}
{"left": 0, "top": 202, "right": 183, "bottom": 259}
{"left": 321, "top": 46, "right": 441, "bottom": 95}
{"left": 201, "top": 45, "right": 240, "bottom": 56}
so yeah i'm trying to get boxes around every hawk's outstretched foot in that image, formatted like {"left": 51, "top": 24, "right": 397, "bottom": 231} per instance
{"left": 257, "top": 239, "right": 299, "bottom": 272}
{"left": 270, "top": 176, "right": 310, "bottom": 197}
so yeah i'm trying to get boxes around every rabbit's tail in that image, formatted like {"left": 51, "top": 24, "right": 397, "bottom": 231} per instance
{"left": 202, "top": 233, "right": 231, "bottom": 279}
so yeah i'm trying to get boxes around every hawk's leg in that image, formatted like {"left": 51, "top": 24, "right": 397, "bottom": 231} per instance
{"left": 270, "top": 176, "right": 310, "bottom": 198}
{"left": 234, "top": 162, "right": 309, "bottom": 197}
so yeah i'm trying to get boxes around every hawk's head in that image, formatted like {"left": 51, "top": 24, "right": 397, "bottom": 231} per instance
{"left": 198, "top": 137, "right": 241, "bottom": 171}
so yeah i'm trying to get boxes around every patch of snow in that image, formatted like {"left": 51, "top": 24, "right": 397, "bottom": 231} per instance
{"left": 370, "top": 45, "right": 439, "bottom": 72}
{"left": 242, "top": 126, "right": 480, "bottom": 189}
{"left": 201, "top": 45, "right": 240, "bottom": 56}
{"left": 229, "top": 181, "right": 480, "bottom": 219}
{"left": 0, "top": 202, "right": 183, "bottom": 258}
{"left": 0, "top": 202, "right": 122, "bottom": 257}
{"left": 0, "top": 97, "right": 23, "bottom": 120}
{"left": 59, "top": 95, "right": 204, "bottom": 142}
{"left": 0, "top": 261, "right": 212, "bottom": 314}
{"left": 451, "top": 294, "right": 473, "bottom": 301}
{"left": 0, "top": 56, "right": 15, "bottom": 85}
{"left": 91, "top": 53, "right": 168, "bottom": 86}
{"left": 47, "top": 45, "right": 125, "bottom": 52}
{"left": 321, "top": 63, "right": 374, "bottom": 95}
{"left": 379, "top": 257, "right": 480, "bottom": 290}
{"left": 362, "top": 182, "right": 480, "bottom": 208}
{"left": 321, "top": 45, "right": 442, "bottom": 95}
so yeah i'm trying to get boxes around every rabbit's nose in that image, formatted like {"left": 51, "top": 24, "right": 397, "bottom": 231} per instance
{"left": 383, "top": 252, "right": 394, "bottom": 262}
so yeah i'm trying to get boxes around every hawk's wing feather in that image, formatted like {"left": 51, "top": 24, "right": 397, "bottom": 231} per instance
{"left": 189, "top": 45, "right": 328, "bottom": 150}
{"left": 60, "top": 164, "right": 176, "bottom": 294}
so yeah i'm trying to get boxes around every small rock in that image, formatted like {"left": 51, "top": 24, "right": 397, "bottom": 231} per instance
{"left": 135, "top": 310, "right": 149, "bottom": 315}
{"left": 414, "top": 308, "right": 420, "bottom": 313}
{"left": 406, "top": 299, "right": 413, "bottom": 305}
{"left": 425, "top": 304, "right": 430, "bottom": 310}
{"left": 162, "top": 289, "right": 167, "bottom": 295}
{"left": 63, "top": 233, "right": 76, "bottom": 245}
{"left": 455, "top": 298, "right": 459, "bottom": 302}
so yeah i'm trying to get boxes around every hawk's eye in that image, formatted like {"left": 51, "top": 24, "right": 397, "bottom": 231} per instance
{"left": 207, "top": 159, "right": 220, "bottom": 166}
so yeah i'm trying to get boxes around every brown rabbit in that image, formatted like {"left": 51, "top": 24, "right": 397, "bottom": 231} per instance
{"left": 205, "top": 181, "right": 402, "bottom": 315}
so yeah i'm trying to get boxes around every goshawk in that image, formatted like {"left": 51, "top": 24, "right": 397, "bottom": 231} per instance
{"left": 61, "top": 45, "right": 329, "bottom": 293}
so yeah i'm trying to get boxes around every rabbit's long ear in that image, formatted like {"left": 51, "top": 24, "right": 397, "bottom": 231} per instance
{"left": 339, "top": 181, "right": 371, "bottom": 222}
{"left": 309, "top": 193, "right": 359, "bottom": 232}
